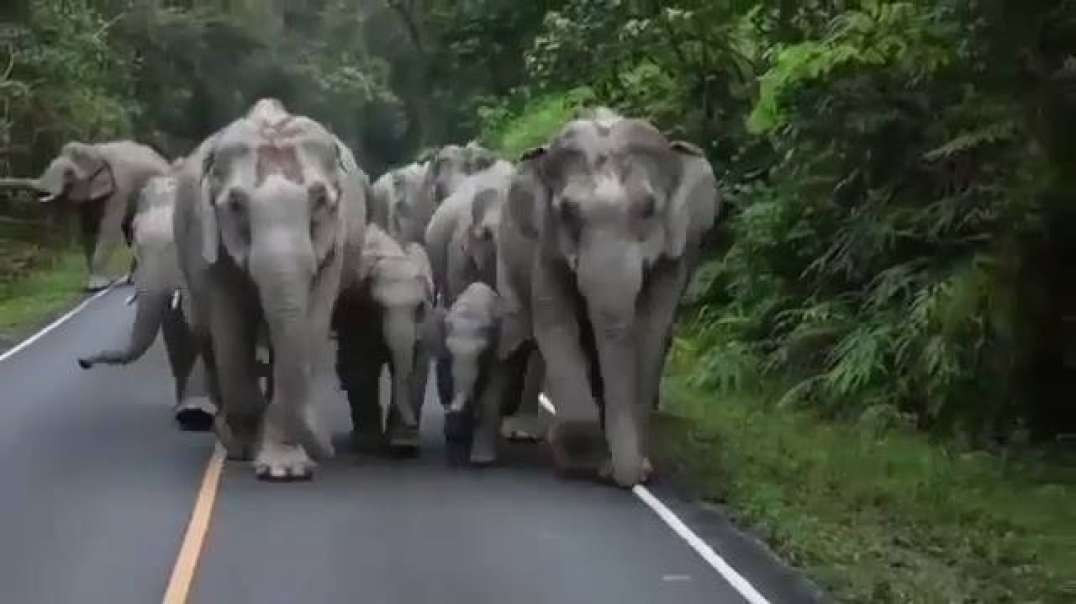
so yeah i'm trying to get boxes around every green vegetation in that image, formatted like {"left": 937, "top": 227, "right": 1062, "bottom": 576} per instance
{"left": 654, "top": 368, "right": 1076, "bottom": 603}
{"left": 2, "top": 2, "right": 1074, "bottom": 600}
{"left": 0, "top": 250, "right": 86, "bottom": 347}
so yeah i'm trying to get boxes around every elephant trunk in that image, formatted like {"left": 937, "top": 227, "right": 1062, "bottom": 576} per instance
{"left": 577, "top": 231, "right": 646, "bottom": 487}
{"left": 384, "top": 309, "right": 419, "bottom": 427}
{"left": 78, "top": 289, "right": 170, "bottom": 368}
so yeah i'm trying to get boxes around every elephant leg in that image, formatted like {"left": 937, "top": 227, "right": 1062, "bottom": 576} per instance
{"left": 531, "top": 258, "right": 604, "bottom": 474}
{"left": 207, "top": 291, "right": 263, "bottom": 460}
{"left": 86, "top": 194, "right": 126, "bottom": 291}
{"left": 162, "top": 311, "right": 213, "bottom": 431}
{"left": 347, "top": 360, "right": 385, "bottom": 453}
{"left": 501, "top": 350, "right": 546, "bottom": 442}
{"left": 472, "top": 348, "right": 529, "bottom": 465}
{"left": 78, "top": 202, "right": 102, "bottom": 286}
{"left": 435, "top": 351, "right": 453, "bottom": 409}
{"left": 632, "top": 257, "right": 690, "bottom": 477}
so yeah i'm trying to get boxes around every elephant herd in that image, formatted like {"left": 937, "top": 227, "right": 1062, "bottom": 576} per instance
{"left": 30, "top": 99, "right": 719, "bottom": 488}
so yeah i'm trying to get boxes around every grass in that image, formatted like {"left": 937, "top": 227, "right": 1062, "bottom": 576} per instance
{"left": 0, "top": 223, "right": 131, "bottom": 349}
{"left": 653, "top": 348, "right": 1076, "bottom": 603}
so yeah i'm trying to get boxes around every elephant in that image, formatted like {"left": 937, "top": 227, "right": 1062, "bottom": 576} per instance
{"left": 423, "top": 158, "right": 514, "bottom": 305}
{"left": 389, "top": 142, "right": 499, "bottom": 245}
{"left": 333, "top": 224, "right": 435, "bottom": 454}
{"left": 34, "top": 140, "right": 170, "bottom": 290}
{"left": 173, "top": 98, "right": 370, "bottom": 480}
{"left": 76, "top": 175, "right": 216, "bottom": 431}
{"left": 438, "top": 282, "right": 536, "bottom": 465}
{"left": 368, "top": 162, "right": 427, "bottom": 242}
{"left": 495, "top": 109, "right": 719, "bottom": 487}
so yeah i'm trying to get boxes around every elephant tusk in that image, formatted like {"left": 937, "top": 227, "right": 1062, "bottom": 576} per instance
{"left": 171, "top": 290, "right": 182, "bottom": 310}
{"left": 125, "top": 292, "right": 138, "bottom": 306}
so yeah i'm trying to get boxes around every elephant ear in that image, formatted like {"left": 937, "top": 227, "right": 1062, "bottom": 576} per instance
{"left": 199, "top": 149, "right": 221, "bottom": 265}
{"left": 404, "top": 242, "right": 435, "bottom": 302}
{"left": 64, "top": 143, "right": 115, "bottom": 203}
{"left": 664, "top": 141, "right": 718, "bottom": 259}
{"left": 468, "top": 187, "right": 498, "bottom": 244}
{"left": 506, "top": 146, "right": 549, "bottom": 240}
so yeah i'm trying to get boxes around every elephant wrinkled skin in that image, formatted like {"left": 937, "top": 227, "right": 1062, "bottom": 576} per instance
{"left": 35, "top": 141, "right": 170, "bottom": 290}
{"left": 496, "top": 110, "right": 720, "bottom": 487}
{"left": 173, "top": 98, "right": 370, "bottom": 480}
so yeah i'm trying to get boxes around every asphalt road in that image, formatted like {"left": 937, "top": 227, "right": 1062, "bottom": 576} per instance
{"left": 0, "top": 285, "right": 819, "bottom": 604}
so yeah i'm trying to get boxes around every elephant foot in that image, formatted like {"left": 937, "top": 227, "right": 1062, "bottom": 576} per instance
{"left": 296, "top": 406, "right": 335, "bottom": 461}
{"left": 469, "top": 436, "right": 498, "bottom": 467}
{"left": 500, "top": 413, "right": 547, "bottom": 443}
{"left": 443, "top": 411, "right": 473, "bottom": 466}
{"left": 214, "top": 413, "right": 259, "bottom": 461}
{"left": 599, "top": 456, "right": 654, "bottom": 487}
{"left": 85, "top": 275, "right": 112, "bottom": 291}
{"left": 254, "top": 441, "right": 315, "bottom": 481}
{"left": 351, "top": 426, "right": 384, "bottom": 454}
{"left": 174, "top": 397, "right": 217, "bottom": 432}
{"left": 548, "top": 420, "right": 606, "bottom": 477}
{"left": 386, "top": 424, "right": 420, "bottom": 457}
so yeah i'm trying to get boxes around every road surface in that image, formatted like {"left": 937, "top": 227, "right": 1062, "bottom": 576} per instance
{"left": 0, "top": 285, "right": 819, "bottom": 603}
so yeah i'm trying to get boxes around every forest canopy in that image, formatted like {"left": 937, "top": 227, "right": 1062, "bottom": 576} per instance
{"left": 2, "top": 0, "right": 1075, "bottom": 443}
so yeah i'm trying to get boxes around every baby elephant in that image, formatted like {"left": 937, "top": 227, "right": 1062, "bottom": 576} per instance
{"left": 77, "top": 175, "right": 216, "bottom": 431}
{"left": 440, "top": 282, "right": 533, "bottom": 465}
{"left": 334, "top": 225, "right": 436, "bottom": 454}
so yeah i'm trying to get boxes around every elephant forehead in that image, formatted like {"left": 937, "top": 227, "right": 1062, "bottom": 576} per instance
{"left": 255, "top": 144, "right": 303, "bottom": 186}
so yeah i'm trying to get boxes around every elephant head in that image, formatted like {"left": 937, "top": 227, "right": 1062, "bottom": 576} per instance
{"left": 372, "top": 162, "right": 427, "bottom": 240}
{"left": 507, "top": 111, "right": 719, "bottom": 485}
{"left": 78, "top": 176, "right": 181, "bottom": 367}
{"left": 35, "top": 142, "right": 115, "bottom": 204}
{"left": 359, "top": 225, "right": 435, "bottom": 428}
{"left": 403, "top": 143, "right": 498, "bottom": 244}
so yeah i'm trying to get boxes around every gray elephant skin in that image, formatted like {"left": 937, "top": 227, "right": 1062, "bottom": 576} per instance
{"left": 333, "top": 224, "right": 435, "bottom": 454}
{"left": 35, "top": 140, "right": 170, "bottom": 290}
{"left": 496, "top": 110, "right": 719, "bottom": 487}
{"left": 77, "top": 175, "right": 216, "bottom": 431}
{"left": 173, "top": 98, "right": 370, "bottom": 480}
{"left": 381, "top": 142, "right": 499, "bottom": 245}
{"left": 368, "top": 161, "right": 426, "bottom": 242}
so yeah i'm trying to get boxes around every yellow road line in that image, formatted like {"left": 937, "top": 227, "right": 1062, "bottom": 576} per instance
{"left": 162, "top": 442, "right": 225, "bottom": 604}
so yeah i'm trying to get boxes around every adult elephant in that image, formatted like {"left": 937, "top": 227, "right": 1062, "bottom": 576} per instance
{"left": 174, "top": 98, "right": 369, "bottom": 480}
{"left": 368, "top": 162, "right": 426, "bottom": 241}
{"left": 391, "top": 142, "right": 499, "bottom": 245}
{"left": 77, "top": 175, "right": 216, "bottom": 431}
{"left": 497, "top": 110, "right": 719, "bottom": 487}
{"left": 35, "top": 141, "right": 170, "bottom": 290}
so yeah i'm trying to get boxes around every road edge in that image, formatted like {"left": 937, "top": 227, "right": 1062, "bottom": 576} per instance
{"left": 0, "top": 281, "right": 120, "bottom": 363}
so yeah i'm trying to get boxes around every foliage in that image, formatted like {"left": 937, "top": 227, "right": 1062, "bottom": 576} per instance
{"left": 655, "top": 373, "right": 1076, "bottom": 603}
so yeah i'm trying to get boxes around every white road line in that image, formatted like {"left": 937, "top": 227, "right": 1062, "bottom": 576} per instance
{"left": 0, "top": 281, "right": 120, "bottom": 363}
{"left": 633, "top": 486, "right": 770, "bottom": 604}
{"left": 537, "top": 392, "right": 770, "bottom": 604}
